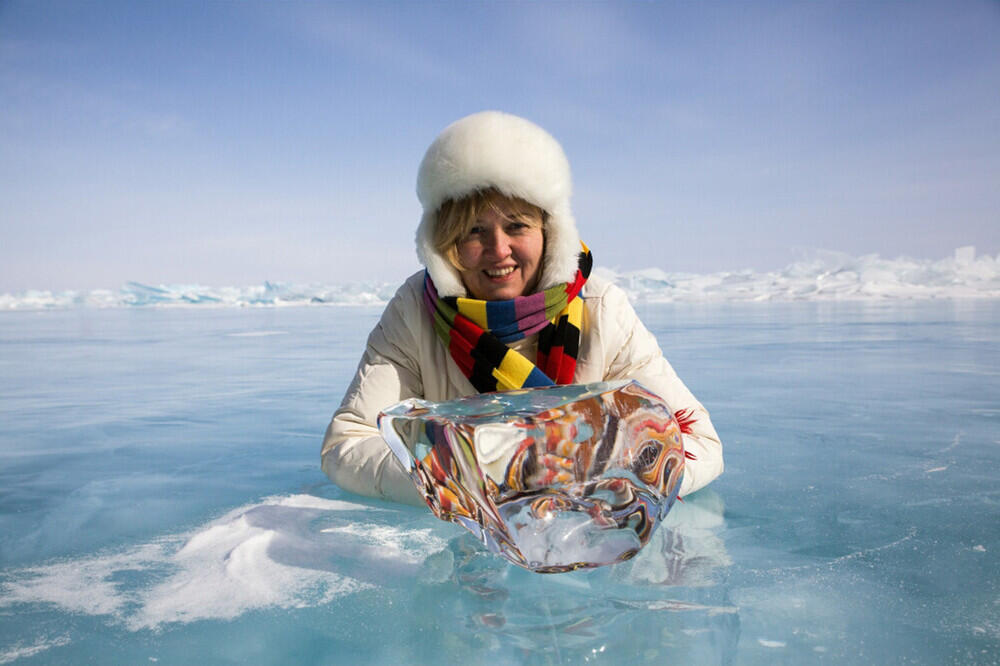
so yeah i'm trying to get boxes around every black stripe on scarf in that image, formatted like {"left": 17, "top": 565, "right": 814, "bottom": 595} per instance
{"left": 470, "top": 332, "right": 506, "bottom": 393}
{"left": 537, "top": 313, "right": 581, "bottom": 369}
{"left": 561, "top": 319, "right": 581, "bottom": 360}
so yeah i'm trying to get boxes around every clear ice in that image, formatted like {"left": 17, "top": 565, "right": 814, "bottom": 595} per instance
{"left": 378, "top": 380, "right": 685, "bottom": 573}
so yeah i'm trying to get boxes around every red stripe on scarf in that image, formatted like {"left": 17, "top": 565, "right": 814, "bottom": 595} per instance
{"left": 447, "top": 335, "right": 475, "bottom": 376}
{"left": 555, "top": 353, "right": 575, "bottom": 383}
{"left": 452, "top": 312, "right": 485, "bottom": 345}
{"left": 545, "top": 345, "right": 563, "bottom": 381}
{"left": 543, "top": 344, "right": 572, "bottom": 384}
{"left": 565, "top": 268, "right": 586, "bottom": 300}
{"left": 448, "top": 313, "right": 484, "bottom": 376}
{"left": 536, "top": 349, "right": 548, "bottom": 372}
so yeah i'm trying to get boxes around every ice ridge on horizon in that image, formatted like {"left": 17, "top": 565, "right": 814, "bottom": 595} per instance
{"left": 2, "top": 247, "right": 998, "bottom": 310}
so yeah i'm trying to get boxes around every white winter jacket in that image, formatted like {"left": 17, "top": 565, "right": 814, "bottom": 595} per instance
{"left": 321, "top": 270, "right": 724, "bottom": 505}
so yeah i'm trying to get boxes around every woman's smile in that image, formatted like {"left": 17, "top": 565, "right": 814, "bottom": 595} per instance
{"left": 485, "top": 266, "right": 517, "bottom": 278}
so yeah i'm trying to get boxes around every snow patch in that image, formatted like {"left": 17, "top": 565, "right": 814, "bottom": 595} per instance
{"left": 0, "top": 494, "right": 445, "bottom": 631}
{"left": 0, "top": 635, "right": 71, "bottom": 664}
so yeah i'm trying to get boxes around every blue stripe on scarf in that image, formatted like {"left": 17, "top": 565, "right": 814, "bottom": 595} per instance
{"left": 522, "top": 366, "right": 554, "bottom": 388}
{"left": 484, "top": 299, "right": 517, "bottom": 334}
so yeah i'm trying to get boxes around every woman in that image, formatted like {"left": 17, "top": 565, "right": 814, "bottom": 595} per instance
{"left": 322, "top": 111, "right": 723, "bottom": 505}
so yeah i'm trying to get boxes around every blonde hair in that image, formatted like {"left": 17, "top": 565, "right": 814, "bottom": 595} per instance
{"left": 432, "top": 188, "right": 547, "bottom": 271}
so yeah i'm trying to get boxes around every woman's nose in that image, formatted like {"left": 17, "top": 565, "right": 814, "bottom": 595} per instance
{"left": 483, "top": 228, "right": 512, "bottom": 258}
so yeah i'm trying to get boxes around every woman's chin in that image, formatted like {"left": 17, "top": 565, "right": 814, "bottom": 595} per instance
{"left": 475, "top": 284, "right": 522, "bottom": 301}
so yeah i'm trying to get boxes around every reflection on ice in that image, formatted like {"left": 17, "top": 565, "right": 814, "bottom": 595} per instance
{"left": 423, "top": 489, "right": 737, "bottom": 663}
{"left": 614, "top": 490, "right": 731, "bottom": 587}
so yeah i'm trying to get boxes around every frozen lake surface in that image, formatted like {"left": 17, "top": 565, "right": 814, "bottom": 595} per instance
{"left": 1, "top": 300, "right": 997, "bottom": 664}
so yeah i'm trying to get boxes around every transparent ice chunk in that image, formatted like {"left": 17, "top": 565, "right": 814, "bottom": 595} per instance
{"left": 378, "top": 380, "right": 685, "bottom": 573}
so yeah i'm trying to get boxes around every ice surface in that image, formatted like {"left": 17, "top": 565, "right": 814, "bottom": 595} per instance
{"left": 0, "top": 302, "right": 997, "bottom": 664}
{"left": 2, "top": 247, "right": 998, "bottom": 309}
{"left": 379, "top": 381, "right": 686, "bottom": 572}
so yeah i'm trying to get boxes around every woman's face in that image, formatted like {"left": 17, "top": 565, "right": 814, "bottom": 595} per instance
{"left": 457, "top": 203, "right": 544, "bottom": 301}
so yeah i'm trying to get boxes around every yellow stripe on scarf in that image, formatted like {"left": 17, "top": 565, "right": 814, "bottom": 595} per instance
{"left": 492, "top": 349, "right": 536, "bottom": 391}
{"left": 455, "top": 298, "right": 488, "bottom": 329}
{"left": 566, "top": 295, "right": 583, "bottom": 329}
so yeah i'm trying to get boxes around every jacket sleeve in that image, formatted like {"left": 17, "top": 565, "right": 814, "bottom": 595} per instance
{"left": 321, "top": 287, "right": 424, "bottom": 506}
{"left": 595, "top": 284, "right": 724, "bottom": 497}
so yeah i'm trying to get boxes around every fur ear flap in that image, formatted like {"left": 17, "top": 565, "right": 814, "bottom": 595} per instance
{"left": 539, "top": 206, "right": 582, "bottom": 289}
{"left": 415, "top": 111, "right": 581, "bottom": 296}
{"left": 415, "top": 211, "right": 466, "bottom": 297}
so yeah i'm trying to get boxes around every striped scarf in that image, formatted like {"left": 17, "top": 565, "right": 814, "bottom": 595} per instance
{"left": 424, "top": 244, "right": 593, "bottom": 393}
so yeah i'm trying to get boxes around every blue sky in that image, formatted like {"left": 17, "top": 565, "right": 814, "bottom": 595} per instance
{"left": 1, "top": 0, "right": 998, "bottom": 291}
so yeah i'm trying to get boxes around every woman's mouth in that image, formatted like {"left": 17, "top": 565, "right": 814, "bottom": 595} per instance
{"left": 484, "top": 266, "right": 517, "bottom": 279}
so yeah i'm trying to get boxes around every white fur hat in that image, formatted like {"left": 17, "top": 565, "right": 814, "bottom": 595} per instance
{"left": 415, "top": 111, "right": 581, "bottom": 297}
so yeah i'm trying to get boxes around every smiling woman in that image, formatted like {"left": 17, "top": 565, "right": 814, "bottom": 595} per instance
{"left": 321, "top": 111, "right": 724, "bottom": 505}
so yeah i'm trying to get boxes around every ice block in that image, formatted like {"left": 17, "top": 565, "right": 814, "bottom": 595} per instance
{"left": 378, "top": 380, "right": 685, "bottom": 573}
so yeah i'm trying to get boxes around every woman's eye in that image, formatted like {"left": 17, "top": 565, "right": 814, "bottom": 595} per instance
{"left": 468, "top": 226, "right": 484, "bottom": 235}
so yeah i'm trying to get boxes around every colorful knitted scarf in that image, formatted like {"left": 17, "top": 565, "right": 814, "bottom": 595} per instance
{"left": 424, "top": 243, "right": 593, "bottom": 393}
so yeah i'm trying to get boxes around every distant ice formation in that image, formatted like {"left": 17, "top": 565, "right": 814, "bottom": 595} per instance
{"left": 600, "top": 246, "right": 1000, "bottom": 303}
{"left": 2, "top": 247, "right": 997, "bottom": 310}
